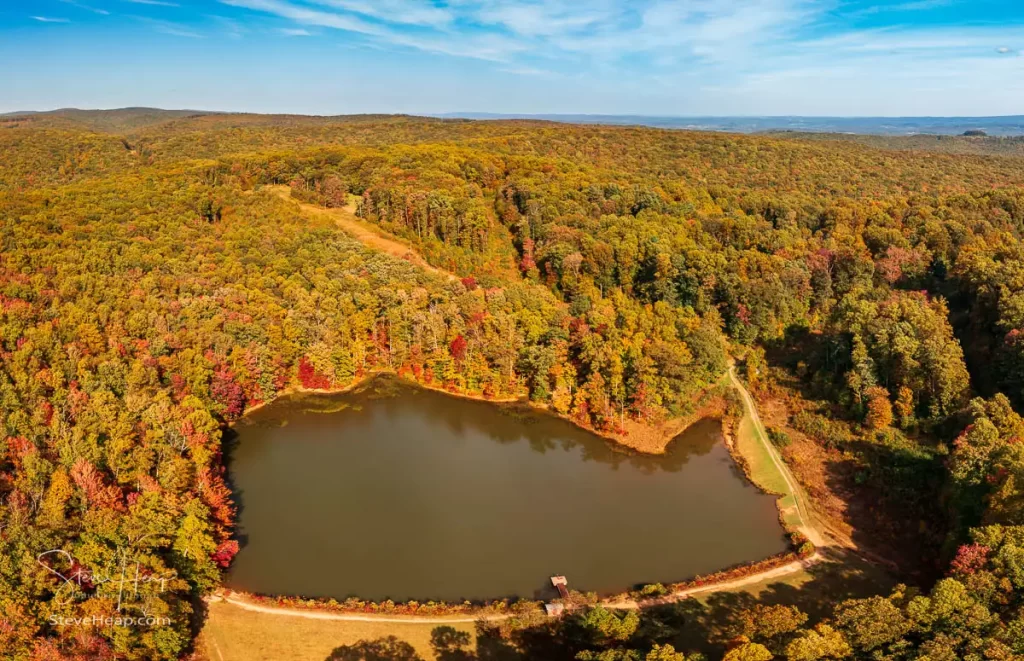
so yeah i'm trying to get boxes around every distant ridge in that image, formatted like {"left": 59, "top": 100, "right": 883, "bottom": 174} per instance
{"left": 4, "top": 107, "right": 1024, "bottom": 137}
{"left": 438, "top": 113, "right": 1024, "bottom": 136}
{"left": 2, "top": 106, "right": 211, "bottom": 116}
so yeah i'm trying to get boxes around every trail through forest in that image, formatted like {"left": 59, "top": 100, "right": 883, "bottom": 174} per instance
{"left": 266, "top": 185, "right": 458, "bottom": 281}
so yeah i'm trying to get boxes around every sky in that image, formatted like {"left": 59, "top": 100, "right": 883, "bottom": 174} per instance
{"left": 2, "top": 0, "right": 1023, "bottom": 116}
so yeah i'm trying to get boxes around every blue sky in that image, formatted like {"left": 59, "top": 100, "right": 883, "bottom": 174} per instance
{"left": 2, "top": 0, "right": 1023, "bottom": 116}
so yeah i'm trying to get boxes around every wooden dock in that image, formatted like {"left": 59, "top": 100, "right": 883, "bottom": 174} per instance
{"left": 550, "top": 575, "right": 569, "bottom": 599}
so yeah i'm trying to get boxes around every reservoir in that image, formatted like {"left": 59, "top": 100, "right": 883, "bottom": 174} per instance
{"left": 225, "top": 376, "right": 788, "bottom": 602}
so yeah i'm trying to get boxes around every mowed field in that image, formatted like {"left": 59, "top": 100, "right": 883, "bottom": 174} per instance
{"left": 200, "top": 600, "right": 479, "bottom": 661}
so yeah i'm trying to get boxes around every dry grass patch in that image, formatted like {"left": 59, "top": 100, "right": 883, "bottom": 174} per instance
{"left": 200, "top": 600, "right": 477, "bottom": 661}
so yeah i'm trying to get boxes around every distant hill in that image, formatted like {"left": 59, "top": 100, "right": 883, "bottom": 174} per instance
{"left": 6, "top": 108, "right": 1024, "bottom": 137}
{"left": 6, "top": 107, "right": 1024, "bottom": 137}
{"left": 768, "top": 131, "right": 1024, "bottom": 157}
{"left": 4, "top": 108, "right": 1024, "bottom": 159}
{"left": 440, "top": 112, "right": 1024, "bottom": 136}
{"left": 0, "top": 108, "right": 431, "bottom": 134}
{"left": 0, "top": 107, "right": 214, "bottom": 132}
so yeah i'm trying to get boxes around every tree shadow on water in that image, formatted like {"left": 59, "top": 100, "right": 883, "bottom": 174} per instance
{"left": 219, "top": 426, "right": 250, "bottom": 550}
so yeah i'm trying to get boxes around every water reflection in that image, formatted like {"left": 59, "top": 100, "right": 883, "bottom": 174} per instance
{"left": 244, "top": 376, "right": 721, "bottom": 473}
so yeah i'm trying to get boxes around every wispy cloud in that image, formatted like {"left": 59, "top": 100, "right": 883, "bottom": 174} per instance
{"left": 208, "top": 0, "right": 1024, "bottom": 114}
{"left": 210, "top": 14, "right": 247, "bottom": 38}
{"left": 219, "top": 0, "right": 525, "bottom": 61}
{"left": 124, "top": 0, "right": 180, "bottom": 6}
{"left": 59, "top": 0, "right": 111, "bottom": 15}
{"left": 476, "top": 3, "right": 611, "bottom": 38}
{"left": 220, "top": 0, "right": 385, "bottom": 37}
{"left": 218, "top": 0, "right": 830, "bottom": 67}
{"left": 31, "top": 16, "right": 71, "bottom": 23}
{"left": 799, "top": 26, "right": 1022, "bottom": 54}
{"left": 306, "top": 0, "right": 452, "bottom": 28}
{"left": 499, "top": 65, "right": 557, "bottom": 77}
{"left": 137, "top": 17, "right": 202, "bottom": 37}
{"left": 278, "top": 27, "right": 312, "bottom": 36}
{"left": 849, "top": 0, "right": 956, "bottom": 16}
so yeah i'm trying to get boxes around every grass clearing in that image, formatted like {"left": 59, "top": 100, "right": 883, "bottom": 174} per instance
{"left": 735, "top": 412, "right": 802, "bottom": 530}
{"left": 266, "top": 185, "right": 458, "bottom": 282}
{"left": 200, "top": 600, "right": 477, "bottom": 661}
{"left": 729, "top": 367, "right": 820, "bottom": 539}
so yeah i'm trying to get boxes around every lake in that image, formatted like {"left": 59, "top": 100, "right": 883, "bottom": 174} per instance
{"left": 225, "top": 376, "right": 788, "bottom": 602}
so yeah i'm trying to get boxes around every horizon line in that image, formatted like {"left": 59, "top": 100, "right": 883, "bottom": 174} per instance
{"left": 5, "top": 107, "right": 1024, "bottom": 121}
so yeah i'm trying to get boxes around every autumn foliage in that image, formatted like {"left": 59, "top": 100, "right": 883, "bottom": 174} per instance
{"left": 2, "top": 110, "right": 1024, "bottom": 659}
{"left": 297, "top": 356, "right": 332, "bottom": 390}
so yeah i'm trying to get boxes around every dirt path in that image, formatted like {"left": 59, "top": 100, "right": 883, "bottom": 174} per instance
{"left": 266, "top": 185, "right": 457, "bottom": 281}
{"left": 205, "top": 630, "right": 226, "bottom": 661}
{"left": 208, "top": 594, "right": 513, "bottom": 624}
{"left": 209, "top": 550, "right": 822, "bottom": 624}
{"left": 728, "top": 365, "right": 828, "bottom": 548}
{"left": 604, "top": 552, "right": 822, "bottom": 609}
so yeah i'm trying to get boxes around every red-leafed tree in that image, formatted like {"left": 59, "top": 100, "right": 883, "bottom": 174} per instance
{"left": 70, "top": 459, "right": 105, "bottom": 503}
{"left": 210, "top": 540, "right": 240, "bottom": 568}
{"left": 950, "top": 543, "right": 990, "bottom": 576}
{"left": 210, "top": 366, "right": 246, "bottom": 420}
{"left": 197, "top": 467, "right": 235, "bottom": 532}
{"left": 69, "top": 459, "right": 122, "bottom": 511}
{"left": 297, "top": 356, "right": 331, "bottom": 389}
{"left": 449, "top": 335, "right": 468, "bottom": 362}
{"left": 519, "top": 238, "right": 537, "bottom": 274}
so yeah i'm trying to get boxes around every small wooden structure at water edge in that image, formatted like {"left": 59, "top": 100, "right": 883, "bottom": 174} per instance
{"left": 545, "top": 576, "right": 571, "bottom": 617}
{"left": 550, "top": 575, "right": 570, "bottom": 599}
{"left": 551, "top": 575, "right": 569, "bottom": 599}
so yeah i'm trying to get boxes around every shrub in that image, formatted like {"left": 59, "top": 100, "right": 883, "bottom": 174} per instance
{"left": 639, "top": 583, "right": 669, "bottom": 597}
{"left": 767, "top": 426, "right": 791, "bottom": 448}
{"left": 792, "top": 411, "right": 853, "bottom": 447}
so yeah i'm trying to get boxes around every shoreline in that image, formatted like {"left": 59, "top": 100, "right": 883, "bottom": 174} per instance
{"left": 236, "top": 370, "right": 521, "bottom": 419}
{"left": 233, "top": 369, "right": 704, "bottom": 455}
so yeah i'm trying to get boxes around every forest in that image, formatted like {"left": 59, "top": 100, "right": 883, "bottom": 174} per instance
{"left": 1, "top": 109, "right": 1024, "bottom": 659}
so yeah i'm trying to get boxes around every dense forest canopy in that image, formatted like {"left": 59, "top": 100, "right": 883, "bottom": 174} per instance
{"left": 2, "top": 110, "right": 1024, "bottom": 659}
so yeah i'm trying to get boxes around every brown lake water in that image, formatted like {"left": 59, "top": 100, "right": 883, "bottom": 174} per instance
{"left": 225, "top": 376, "right": 788, "bottom": 602}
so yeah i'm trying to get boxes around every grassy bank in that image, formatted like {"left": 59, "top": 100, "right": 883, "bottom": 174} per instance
{"left": 200, "top": 600, "right": 477, "bottom": 661}
{"left": 727, "top": 366, "right": 821, "bottom": 542}
{"left": 735, "top": 411, "right": 802, "bottom": 530}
